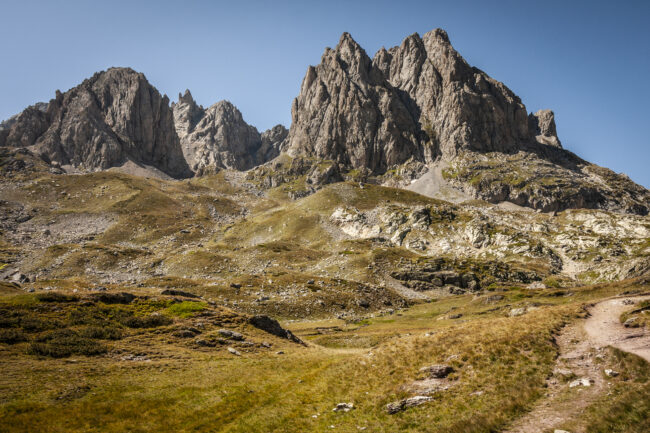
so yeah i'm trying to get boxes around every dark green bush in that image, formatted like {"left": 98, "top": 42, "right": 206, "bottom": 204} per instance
{"left": 78, "top": 326, "right": 122, "bottom": 340}
{"left": 120, "top": 313, "right": 171, "bottom": 328}
{"left": 36, "top": 292, "right": 79, "bottom": 303}
{"left": 20, "top": 316, "right": 63, "bottom": 332}
{"left": 29, "top": 329, "right": 107, "bottom": 358}
{"left": 0, "top": 328, "right": 27, "bottom": 344}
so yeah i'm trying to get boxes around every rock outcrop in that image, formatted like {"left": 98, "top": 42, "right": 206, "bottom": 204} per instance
{"left": 528, "top": 109, "right": 561, "bottom": 148}
{"left": 172, "top": 91, "right": 285, "bottom": 174}
{"left": 374, "top": 29, "right": 532, "bottom": 157}
{"left": 285, "top": 29, "right": 649, "bottom": 214}
{"left": 0, "top": 68, "right": 192, "bottom": 178}
{"left": 285, "top": 29, "right": 541, "bottom": 167}
{"left": 286, "top": 32, "right": 431, "bottom": 173}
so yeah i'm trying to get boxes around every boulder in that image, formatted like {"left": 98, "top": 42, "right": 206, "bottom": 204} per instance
{"left": 419, "top": 364, "right": 454, "bottom": 379}
{"left": 161, "top": 289, "right": 201, "bottom": 299}
{"left": 217, "top": 329, "right": 244, "bottom": 341}
{"left": 332, "top": 402, "right": 354, "bottom": 412}
{"left": 386, "top": 396, "right": 433, "bottom": 414}
{"left": 249, "top": 315, "right": 305, "bottom": 345}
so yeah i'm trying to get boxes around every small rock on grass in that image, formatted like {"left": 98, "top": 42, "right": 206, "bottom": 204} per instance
{"left": 227, "top": 347, "right": 241, "bottom": 356}
{"left": 604, "top": 369, "right": 619, "bottom": 377}
{"left": 218, "top": 329, "right": 244, "bottom": 340}
{"left": 568, "top": 378, "right": 592, "bottom": 388}
{"left": 332, "top": 402, "right": 354, "bottom": 412}
{"left": 509, "top": 307, "right": 527, "bottom": 317}
{"left": 419, "top": 364, "right": 454, "bottom": 379}
{"left": 386, "top": 396, "right": 433, "bottom": 414}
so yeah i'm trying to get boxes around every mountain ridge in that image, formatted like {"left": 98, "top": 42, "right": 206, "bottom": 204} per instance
{"left": 0, "top": 29, "right": 648, "bottom": 214}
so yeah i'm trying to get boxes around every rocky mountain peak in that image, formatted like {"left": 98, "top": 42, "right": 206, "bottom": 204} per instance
{"left": 286, "top": 32, "right": 428, "bottom": 173}
{"left": 0, "top": 67, "right": 192, "bottom": 178}
{"left": 178, "top": 89, "right": 196, "bottom": 105}
{"left": 334, "top": 32, "right": 372, "bottom": 73}
{"left": 172, "top": 97, "right": 285, "bottom": 174}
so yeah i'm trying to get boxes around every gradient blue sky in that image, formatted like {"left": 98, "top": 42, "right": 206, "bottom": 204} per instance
{"left": 1, "top": 0, "right": 649, "bottom": 187}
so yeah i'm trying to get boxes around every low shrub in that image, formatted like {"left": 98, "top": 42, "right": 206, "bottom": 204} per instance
{"left": 28, "top": 329, "right": 107, "bottom": 358}
{"left": 78, "top": 326, "right": 122, "bottom": 340}
{"left": 119, "top": 313, "right": 172, "bottom": 328}
{"left": 0, "top": 328, "right": 27, "bottom": 344}
{"left": 36, "top": 292, "right": 79, "bottom": 303}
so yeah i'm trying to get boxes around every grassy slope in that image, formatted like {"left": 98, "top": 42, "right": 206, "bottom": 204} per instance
{"left": 1, "top": 280, "right": 648, "bottom": 433}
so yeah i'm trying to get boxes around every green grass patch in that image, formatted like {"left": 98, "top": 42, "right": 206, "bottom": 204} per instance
{"left": 166, "top": 301, "right": 207, "bottom": 318}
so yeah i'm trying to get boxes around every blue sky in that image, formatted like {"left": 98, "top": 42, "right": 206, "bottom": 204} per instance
{"left": 1, "top": 0, "right": 649, "bottom": 187}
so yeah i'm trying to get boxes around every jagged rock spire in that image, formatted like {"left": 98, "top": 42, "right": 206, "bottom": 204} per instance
{"left": 286, "top": 32, "right": 430, "bottom": 173}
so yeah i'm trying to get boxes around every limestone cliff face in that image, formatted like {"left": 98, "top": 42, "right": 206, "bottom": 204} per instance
{"left": 374, "top": 29, "right": 534, "bottom": 156}
{"left": 285, "top": 29, "right": 647, "bottom": 214}
{"left": 285, "top": 29, "right": 550, "bottom": 169}
{"left": 286, "top": 33, "right": 430, "bottom": 173}
{"left": 172, "top": 91, "right": 285, "bottom": 174}
{"left": 0, "top": 68, "right": 192, "bottom": 178}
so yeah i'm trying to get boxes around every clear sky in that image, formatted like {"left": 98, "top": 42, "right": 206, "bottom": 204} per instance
{"left": 1, "top": 0, "right": 649, "bottom": 187}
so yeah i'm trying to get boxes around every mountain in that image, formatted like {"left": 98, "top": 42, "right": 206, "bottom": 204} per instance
{"left": 1, "top": 28, "right": 650, "bottom": 433}
{"left": 286, "top": 32, "right": 430, "bottom": 173}
{"left": 285, "top": 30, "right": 649, "bottom": 215}
{"left": 172, "top": 90, "right": 285, "bottom": 174}
{"left": 0, "top": 30, "right": 647, "bottom": 214}
{"left": 0, "top": 68, "right": 192, "bottom": 179}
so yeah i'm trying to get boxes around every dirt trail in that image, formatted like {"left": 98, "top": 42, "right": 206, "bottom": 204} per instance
{"left": 584, "top": 296, "right": 650, "bottom": 362}
{"left": 503, "top": 295, "right": 650, "bottom": 433}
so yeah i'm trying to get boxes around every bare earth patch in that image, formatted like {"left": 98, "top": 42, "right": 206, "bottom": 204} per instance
{"left": 504, "top": 295, "right": 650, "bottom": 433}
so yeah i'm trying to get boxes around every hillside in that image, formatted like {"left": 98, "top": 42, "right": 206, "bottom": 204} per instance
{"left": 1, "top": 27, "right": 649, "bottom": 433}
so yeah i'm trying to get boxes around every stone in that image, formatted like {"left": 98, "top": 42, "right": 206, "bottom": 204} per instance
{"left": 529, "top": 109, "right": 562, "bottom": 148}
{"left": 509, "top": 308, "right": 527, "bottom": 317}
{"left": 569, "top": 378, "right": 592, "bottom": 388}
{"left": 604, "top": 369, "right": 619, "bottom": 377}
{"left": 161, "top": 289, "right": 201, "bottom": 298}
{"left": 357, "top": 299, "right": 370, "bottom": 308}
{"left": 419, "top": 364, "right": 454, "bottom": 379}
{"left": 249, "top": 315, "right": 305, "bottom": 345}
{"left": 227, "top": 347, "right": 241, "bottom": 356}
{"left": 10, "top": 272, "right": 29, "bottom": 284}
{"left": 195, "top": 339, "right": 217, "bottom": 347}
{"left": 623, "top": 317, "right": 639, "bottom": 327}
{"left": 89, "top": 292, "right": 135, "bottom": 304}
{"left": 217, "top": 329, "right": 244, "bottom": 341}
{"left": 286, "top": 32, "right": 428, "bottom": 174}
{"left": 332, "top": 402, "right": 354, "bottom": 412}
{"left": 307, "top": 163, "right": 342, "bottom": 186}
{"left": 386, "top": 396, "right": 433, "bottom": 414}
{"left": 375, "top": 29, "right": 530, "bottom": 157}
{"left": 173, "top": 329, "right": 200, "bottom": 338}
{"left": 172, "top": 91, "right": 285, "bottom": 174}
{"left": 555, "top": 368, "right": 574, "bottom": 379}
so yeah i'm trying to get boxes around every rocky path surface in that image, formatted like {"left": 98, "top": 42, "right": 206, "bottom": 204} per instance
{"left": 584, "top": 296, "right": 650, "bottom": 362}
{"left": 503, "top": 295, "right": 650, "bottom": 433}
